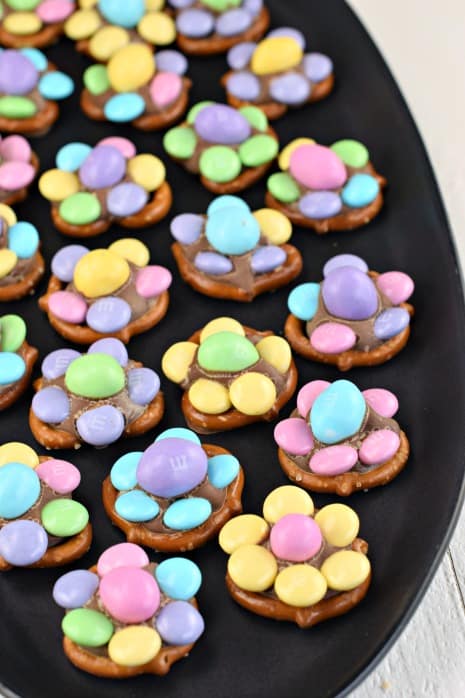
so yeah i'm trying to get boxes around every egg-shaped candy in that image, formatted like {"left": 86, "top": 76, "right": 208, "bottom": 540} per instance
{"left": 251, "top": 36, "right": 303, "bottom": 76}
{"left": 298, "top": 191, "right": 342, "bottom": 219}
{"left": 97, "top": 542, "right": 148, "bottom": 576}
{"left": 362, "top": 388, "right": 398, "bottom": 419}
{"left": 99, "top": 0, "right": 145, "bottom": 26}
{"left": 65, "top": 354, "right": 125, "bottom": 399}
{"left": 322, "top": 266, "right": 378, "bottom": 321}
{"left": 79, "top": 145, "right": 126, "bottom": 190}
{"left": 206, "top": 206, "right": 259, "bottom": 255}
{"left": 170, "top": 213, "right": 204, "bottom": 244}
{"left": 309, "top": 445, "right": 358, "bottom": 476}
{"left": 0, "top": 462, "right": 40, "bottom": 520}
{"left": 226, "top": 71, "right": 260, "bottom": 101}
{"left": 373, "top": 308, "right": 410, "bottom": 340}
{"left": 310, "top": 380, "right": 366, "bottom": 445}
{"left": 0, "top": 353, "right": 25, "bottom": 385}
{"left": 287, "top": 282, "right": 320, "bottom": 321}
{"left": 194, "top": 251, "right": 233, "bottom": 275}
{"left": 104, "top": 93, "right": 146, "bottom": 122}
{"left": 53, "top": 570, "right": 99, "bottom": 609}
{"left": 62, "top": 608, "right": 114, "bottom": 647}
{"left": 176, "top": 8, "right": 214, "bottom": 38}
{"left": 262, "top": 486, "right": 314, "bottom": 523}
{"left": 47, "top": 291, "right": 87, "bottom": 325}
{"left": 107, "top": 44, "right": 155, "bottom": 93}
{"left": 0, "top": 519, "right": 47, "bottom": 566}
{"left": 41, "top": 499, "right": 89, "bottom": 537}
{"left": 228, "top": 543, "right": 277, "bottom": 592}
{"left": 73, "top": 249, "right": 130, "bottom": 298}
{"left": 99, "top": 566, "right": 160, "bottom": 623}
{"left": 289, "top": 144, "right": 347, "bottom": 191}
{"left": 136, "top": 438, "right": 208, "bottom": 498}
{"left": 269, "top": 73, "right": 311, "bottom": 106}
{"left": 155, "top": 557, "right": 202, "bottom": 600}
{"left": 359, "top": 429, "right": 400, "bottom": 465}
{"left": 376, "top": 271, "right": 414, "bottom": 305}
{"left": 127, "top": 367, "right": 160, "bottom": 406}
{"left": 36, "top": 459, "right": 80, "bottom": 495}
{"left": 0, "top": 314, "right": 26, "bottom": 352}
{"left": 274, "top": 418, "right": 313, "bottom": 456}
{"left": 342, "top": 174, "right": 379, "bottom": 208}
{"left": 197, "top": 331, "right": 259, "bottom": 372}
{"left": 207, "top": 454, "right": 240, "bottom": 488}
{"left": 296, "top": 380, "right": 330, "bottom": 419}
{"left": 110, "top": 452, "right": 142, "bottom": 491}
{"left": 0, "top": 51, "right": 38, "bottom": 96}
{"left": 117, "top": 490, "right": 160, "bottom": 522}
{"left": 156, "top": 601, "right": 204, "bottom": 645}
{"left": 251, "top": 245, "right": 286, "bottom": 273}
{"left": 51, "top": 245, "right": 89, "bottom": 283}
{"left": 195, "top": 104, "right": 251, "bottom": 145}
{"left": 87, "top": 338, "right": 128, "bottom": 367}
{"left": 31, "top": 386, "right": 70, "bottom": 424}
{"left": 323, "top": 254, "right": 368, "bottom": 278}
{"left": 227, "top": 42, "right": 256, "bottom": 70}
{"left": 310, "top": 323, "right": 357, "bottom": 354}
{"left": 163, "top": 497, "right": 212, "bottom": 530}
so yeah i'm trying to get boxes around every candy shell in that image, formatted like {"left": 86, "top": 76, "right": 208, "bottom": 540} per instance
{"left": 278, "top": 138, "right": 315, "bottom": 171}
{"left": 227, "top": 42, "right": 256, "bottom": 70}
{"left": 262, "top": 485, "right": 314, "bottom": 524}
{"left": 88, "top": 26, "right": 129, "bottom": 62}
{"left": 298, "top": 191, "right": 342, "bottom": 219}
{"left": 267, "top": 27, "right": 305, "bottom": 48}
{"left": 289, "top": 144, "right": 347, "bottom": 190}
{"left": 76, "top": 405, "right": 125, "bottom": 446}
{"left": 251, "top": 37, "right": 303, "bottom": 76}
{"left": 83, "top": 64, "right": 111, "bottom": 95}
{"left": 0, "top": 442, "right": 38, "bottom": 469}
{"left": 36, "top": 458, "right": 80, "bottom": 495}
{"left": 108, "top": 627, "right": 161, "bottom": 667}
{"left": 321, "top": 550, "right": 370, "bottom": 591}
{"left": 156, "top": 601, "right": 204, "bottom": 645}
{"left": 176, "top": 8, "right": 214, "bottom": 38}
{"left": 99, "top": 0, "right": 145, "bottom": 27}
{"left": 0, "top": 352, "right": 25, "bottom": 385}
{"left": 41, "top": 349, "right": 81, "bottom": 380}
{"left": 0, "top": 135, "right": 31, "bottom": 162}
{"left": 51, "top": 245, "right": 88, "bottom": 283}
{"left": 303, "top": 52, "right": 333, "bottom": 82}
{"left": 97, "top": 542, "right": 148, "bottom": 576}
{"left": 342, "top": 173, "right": 379, "bottom": 208}
{"left": 194, "top": 251, "right": 233, "bottom": 275}
{"left": 115, "top": 490, "right": 159, "bottom": 522}
{"left": 163, "top": 126, "right": 197, "bottom": 159}
{"left": 56, "top": 143, "right": 92, "bottom": 173}
{"left": 274, "top": 418, "right": 313, "bottom": 456}
{"left": 97, "top": 137, "right": 136, "bottom": 159}
{"left": 219, "top": 514, "right": 268, "bottom": 554}
{"left": 322, "top": 267, "right": 378, "bottom": 320}
{"left": 323, "top": 254, "right": 368, "bottom": 277}
{"left": 0, "top": 162, "right": 35, "bottom": 191}
{"left": 376, "top": 271, "right": 414, "bottom": 305}
{"left": 253, "top": 208, "right": 291, "bottom": 244}
{"left": 155, "top": 427, "right": 200, "bottom": 444}
{"left": 65, "top": 354, "right": 125, "bottom": 399}
{"left": 104, "top": 93, "right": 145, "bottom": 122}
{"left": 59, "top": 192, "right": 101, "bottom": 226}
{"left": 287, "top": 282, "right": 320, "bottom": 321}
{"left": 41, "top": 499, "right": 88, "bottom": 536}
{"left": 19, "top": 48, "right": 47, "bottom": 71}
{"left": 195, "top": 104, "right": 250, "bottom": 145}
{"left": 238, "top": 134, "right": 278, "bottom": 167}
{"left": 310, "top": 380, "right": 366, "bottom": 445}
{"left": 128, "top": 154, "right": 165, "bottom": 192}
{"left": 8, "top": 222, "right": 39, "bottom": 259}
{"left": 64, "top": 8, "right": 101, "bottom": 40}
{"left": 86, "top": 296, "right": 132, "bottom": 333}
{"left": 309, "top": 445, "right": 358, "bottom": 476}
{"left": 161, "top": 341, "right": 197, "bottom": 383}
{"left": 207, "top": 454, "right": 240, "bottom": 488}
{"left": 310, "top": 322, "right": 357, "bottom": 354}
{"left": 110, "top": 452, "right": 142, "bottom": 491}
{"left": 150, "top": 72, "right": 182, "bottom": 108}
{"left": 74, "top": 249, "right": 129, "bottom": 298}
{"left": 267, "top": 172, "right": 300, "bottom": 203}
{"left": 138, "top": 13, "right": 176, "bottom": 45}
{"left": 37, "top": 0, "right": 74, "bottom": 22}
{"left": 108, "top": 238, "right": 149, "bottom": 268}
{"left": 0, "top": 462, "right": 40, "bottom": 519}
{"left": 362, "top": 388, "right": 398, "bottom": 418}
{"left": 31, "top": 386, "right": 70, "bottom": 424}
{"left": 188, "top": 378, "right": 231, "bottom": 414}
{"left": 315, "top": 503, "right": 360, "bottom": 548}
{"left": 53, "top": 570, "right": 99, "bottom": 609}
{"left": 200, "top": 145, "right": 242, "bottom": 183}
{"left": 163, "top": 497, "right": 212, "bottom": 531}
{"left": 0, "top": 249, "right": 17, "bottom": 278}
{"left": 155, "top": 557, "right": 202, "bottom": 600}
{"left": 251, "top": 245, "right": 286, "bottom": 273}
{"left": 4, "top": 11, "right": 42, "bottom": 35}
{"left": 0, "top": 205, "right": 17, "bottom": 227}
{"left": 135, "top": 265, "right": 172, "bottom": 298}
{"left": 270, "top": 513, "right": 322, "bottom": 562}
{"left": 0, "top": 51, "right": 38, "bottom": 96}
{"left": 200, "top": 316, "right": 245, "bottom": 341}
{"left": 136, "top": 438, "right": 208, "bottom": 498}
{"left": 38, "top": 72, "right": 74, "bottom": 100}
{"left": 243, "top": 0, "right": 262, "bottom": 14}
{"left": 62, "top": 609, "right": 114, "bottom": 647}
{"left": 0, "top": 96, "right": 37, "bottom": 119}
{"left": 228, "top": 544, "right": 277, "bottom": 592}
{"left": 239, "top": 105, "right": 267, "bottom": 131}
{"left": 127, "top": 367, "right": 160, "bottom": 405}
{"left": 296, "top": 380, "right": 331, "bottom": 419}
{"left": 206, "top": 206, "right": 259, "bottom": 254}
{"left": 156, "top": 50, "right": 188, "bottom": 75}
{"left": 269, "top": 72, "right": 311, "bottom": 105}
{"left": 170, "top": 213, "right": 204, "bottom": 244}
{"left": 216, "top": 8, "right": 252, "bottom": 36}
{"left": 229, "top": 372, "right": 276, "bottom": 415}
{"left": 330, "top": 139, "right": 369, "bottom": 168}
{"left": 255, "top": 335, "right": 291, "bottom": 373}
{"left": 359, "top": 429, "right": 400, "bottom": 465}
{"left": 79, "top": 145, "right": 126, "bottom": 190}
{"left": 0, "top": 520, "right": 48, "bottom": 566}
{"left": 107, "top": 44, "right": 155, "bottom": 93}
{"left": 0, "top": 314, "right": 26, "bottom": 352}
{"left": 197, "top": 332, "right": 259, "bottom": 372}
{"left": 274, "top": 564, "right": 327, "bottom": 607}
{"left": 48, "top": 291, "right": 87, "bottom": 324}
{"left": 39, "top": 169, "right": 80, "bottom": 202}
{"left": 373, "top": 308, "right": 410, "bottom": 339}
{"left": 226, "top": 71, "right": 260, "bottom": 100}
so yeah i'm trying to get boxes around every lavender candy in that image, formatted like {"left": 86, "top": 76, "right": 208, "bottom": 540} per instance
{"left": 76, "top": 405, "right": 125, "bottom": 446}
{"left": 267, "top": 27, "right": 306, "bottom": 49}
{"left": 226, "top": 71, "right": 260, "bottom": 101}
{"left": 51, "top": 245, "right": 89, "bottom": 282}
{"left": 227, "top": 42, "right": 256, "bottom": 70}
{"left": 323, "top": 254, "right": 368, "bottom": 278}
{"left": 156, "top": 50, "right": 188, "bottom": 76}
{"left": 106, "top": 182, "right": 148, "bottom": 217}
{"left": 269, "top": 73, "right": 311, "bottom": 105}
{"left": 155, "top": 601, "right": 205, "bottom": 645}
{"left": 303, "top": 53, "right": 334, "bottom": 83}
{"left": 0, "top": 51, "right": 38, "bottom": 96}
{"left": 127, "top": 367, "right": 160, "bottom": 406}
{"left": 322, "top": 267, "right": 378, "bottom": 321}
{"left": 176, "top": 8, "right": 215, "bottom": 38}
{"left": 298, "top": 191, "right": 342, "bottom": 220}
{"left": 194, "top": 104, "right": 251, "bottom": 145}
{"left": 170, "top": 213, "right": 204, "bottom": 244}
{"left": 53, "top": 570, "right": 100, "bottom": 609}
{"left": 31, "top": 386, "right": 70, "bottom": 424}
{"left": 86, "top": 297, "right": 132, "bottom": 333}
{"left": 194, "top": 251, "right": 233, "bottom": 275}
{"left": 79, "top": 146, "right": 126, "bottom": 190}
{"left": 243, "top": 0, "right": 263, "bottom": 16}
{"left": 41, "top": 349, "right": 81, "bottom": 380}
{"left": 216, "top": 8, "right": 253, "bottom": 37}
{"left": 88, "top": 338, "right": 128, "bottom": 367}
{"left": 136, "top": 438, "right": 208, "bottom": 498}
{"left": 169, "top": 0, "right": 195, "bottom": 7}
{"left": 0, "top": 520, "right": 48, "bottom": 567}
{"left": 374, "top": 308, "right": 410, "bottom": 340}
{"left": 251, "top": 246, "right": 286, "bottom": 274}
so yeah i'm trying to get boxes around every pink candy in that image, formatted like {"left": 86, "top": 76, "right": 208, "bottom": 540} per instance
{"left": 359, "top": 429, "right": 400, "bottom": 465}
{"left": 37, "top": 0, "right": 74, "bottom": 22}
{"left": 289, "top": 144, "right": 347, "bottom": 191}
{"left": 150, "top": 72, "right": 182, "bottom": 108}
{"left": 0, "top": 162, "right": 35, "bottom": 191}
{"left": 310, "top": 322, "right": 357, "bottom": 354}
{"left": 48, "top": 291, "right": 87, "bottom": 324}
{"left": 99, "top": 567, "right": 160, "bottom": 623}
{"left": 97, "top": 542, "right": 149, "bottom": 576}
{"left": 309, "top": 445, "right": 358, "bottom": 476}
{"left": 36, "top": 459, "right": 81, "bottom": 494}
{"left": 296, "top": 380, "right": 330, "bottom": 419}
{"left": 0, "top": 135, "right": 31, "bottom": 163}
{"left": 97, "top": 137, "right": 136, "bottom": 159}
{"left": 270, "top": 514, "right": 322, "bottom": 562}
{"left": 136, "top": 265, "right": 172, "bottom": 298}
{"left": 362, "top": 388, "right": 398, "bottom": 418}
{"left": 274, "top": 417, "right": 314, "bottom": 456}
{"left": 376, "top": 271, "right": 414, "bottom": 305}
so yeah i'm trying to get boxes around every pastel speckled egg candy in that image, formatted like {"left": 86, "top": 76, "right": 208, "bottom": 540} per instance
{"left": 136, "top": 438, "right": 208, "bottom": 498}
{"left": 269, "top": 513, "right": 322, "bottom": 562}
{"left": 289, "top": 144, "right": 347, "bottom": 190}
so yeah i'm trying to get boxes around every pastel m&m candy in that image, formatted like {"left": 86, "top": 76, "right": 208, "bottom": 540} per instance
{"left": 99, "top": 567, "right": 160, "bottom": 623}
{"left": 269, "top": 513, "right": 322, "bottom": 562}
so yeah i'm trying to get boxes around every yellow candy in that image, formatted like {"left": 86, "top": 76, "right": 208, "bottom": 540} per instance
{"left": 274, "top": 564, "right": 327, "bottom": 607}
{"left": 0, "top": 442, "right": 38, "bottom": 469}
{"left": 65, "top": 9, "right": 101, "bottom": 40}
{"left": 128, "top": 154, "right": 165, "bottom": 192}
{"left": 228, "top": 544, "right": 277, "bottom": 592}
{"left": 251, "top": 37, "right": 303, "bottom": 76}
{"left": 0, "top": 249, "right": 17, "bottom": 279}
{"left": 79, "top": 0, "right": 98, "bottom": 8}
{"left": 109, "top": 239, "right": 150, "bottom": 268}
{"left": 108, "top": 626, "right": 161, "bottom": 667}
{"left": 107, "top": 44, "right": 155, "bottom": 93}
{"left": 278, "top": 138, "right": 315, "bottom": 171}
{"left": 320, "top": 551, "right": 371, "bottom": 591}
{"left": 255, "top": 336, "right": 291, "bottom": 374}
{"left": 162, "top": 342, "right": 197, "bottom": 383}
{"left": 188, "top": 378, "right": 231, "bottom": 415}
{"left": 145, "top": 0, "right": 165, "bottom": 10}
{"left": 219, "top": 514, "right": 269, "bottom": 554}
{"left": 4, "top": 12, "right": 42, "bottom": 36}
{"left": 229, "top": 372, "right": 276, "bottom": 416}
{"left": 315, "top": 504, "right": 360, "bottom": 548}
{"left": 0, "top": 205, "right": 17, "bottom": 227}
{"left": 89, "top": 26, "right": 129, "bottom": 62}
{"left": 39, "top": 170, "right": 80, "bottom": 203}
{"left": 138, "top": 12, "right": 176, "bottom": 45}
{"left": 253, "top": 208, "right": 292, "bottom": 245}
{"left": 263, "top": 486, "right": 314, "bottom": 524}
{"left": 200, "top": 317, "right": 244, "bottom": 343}
{"left": 73, "top": 249, "right": 130, "bottom": 298}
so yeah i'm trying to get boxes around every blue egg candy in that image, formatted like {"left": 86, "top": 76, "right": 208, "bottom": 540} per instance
{"left": 98, "top": 0, "right": 145, "bottom": 27}
{"left": 56, "top": 143, "right": 92, "bottom": 172}
{"left": 310, "top": 380, "right": 367, "bottom": 445}
{"left": 155, "top": 428, "right": 200, "bottom": 445}
{"left": 20, "top": 48, "right": 47, "bottom": 72}
{"left": 0, "top": 462, "right": 40, "bottom": 520}
{"left": 207, "top": 454, "right": 240, "bottom": 488}
{"left": 104, "top": 93, "right": 145, "bottom": 122}
{"left": 288, "top": 282, "right": 320, "bottom": 321}
{"left": 110, "top": 452, "right": 143, "bottom": 491}
{"left": 207, "top": 195, "right": 250, "bottom": 217}
{"left": 115, "top": 490, "right": 159, "bottom": 522}
{"left": 206, "top": 207, "right": 260, "bottom": 255}
{"left": 0, "top": 352, "right": 26, "bottom": 385}
{"left": 163, "top": 497, "right": 212, "bottom": 531}
{"left": 155, "top": 557, "right": 202, "bottom": 600}
{"left": 8, "top": 222, "right": 39, "bottom": 259}
{"left": 342, "top": 173, "right": 380, "bottom": 208}
{"left": 38, "top": 72, "right": 74, "bottom": 100}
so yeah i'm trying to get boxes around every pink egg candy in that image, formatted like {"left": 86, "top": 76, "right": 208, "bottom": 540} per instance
{"left": 136, "top": 265, "right": 172, "bottom": 298}
{"left": 0, "top": 135, "right": 31, "bottom": 163}
{"left": 150, "top": 72, "right": 182, "bottom": 108}
{"left": 362, "top": 388, "right": 398, "bottom": 418}
{"left": 270, "top": 513, "right": 322, "bottom": 562}
{"left": 310, "top": 322, "right": 357, "bottom": 354}
{"left": 97, "top": 137, "right": 136, "bottom": 159}
{"left": 296, "top": 380, "right": 330, "bottom": 419}
{"left": 274, "top": 417, "right": 314, "bottom": 455}
{"left": 97, "top": 542, "right": 149, "bottom": 577}
{"left": 309, "top": 445, "right": 358, "bottom": 476}
{"left": 48, "top": 291, "right": 87, "bottom": 324}
{"left": 37, "top": 0, "right": 74, "bottom": 22}
{"left": 99, "top": 567, "right": 160, "bottom": 623}
{"left": 0, "top": 161, "right": 35, "bottom": 191}
{"left": 376, "top": 271, "right": 414, "bottom": 305}
{"left": 289, "top": 144, "right": 347, "bottom": 190}
{"left": 36, "top": 459, "right": 81, "bottom": 494}
{"left": 359, "top": 429, "right": 400, "bottom": 465}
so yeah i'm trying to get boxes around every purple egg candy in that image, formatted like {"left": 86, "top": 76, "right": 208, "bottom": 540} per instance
{"left": 374, "top": 308, "right": 410, "bottom": 340}
{"left": 169, "top": 0, "right": 195, "bottom": 7}
{"left": 87, "top": 338, "right": 128, "bottom": 366}
{"left": 0, "top": 51, "right": 38, "bottom": 96}
{"left": 194, "top": 251, "right": 233, "bottom": 275}
{"left": 303, "top": 53, "right": 334, "bottom": 82}
{"left": 243, "top": 0, "right": 263, "bottom": 16}
{"left": 136, "top": 438, "right": 208, "bottom": 498}
{"left": 251, "top": 245, "right": 286, "bottom": 274}
{"left": 127, "top": 367, "right": 160, "bottom": 406}
{"left": 76, "top": 405, "right": 125, "bottom": 446}
{"left": 322, "top": 267, "right": 378, "bottom": 320}
{"left": 41, "top": 348, "right": 81, "bottom": 379}
{"left": 0, "top": 520, "right": 48, "bottom": 566}
{"left": 298, "top": 191, "right": 342, "bottom": 219}
{"left": 51, "top": 245, "right": 89, "bottom": 282}
{"left": 79, "top": 145, "right": 126, "bottom": 190}
{"left": 170, "top": 213, "right": 204, "bottom": 244}
{"left": 267, "top": 26, "right": 306, "bottom": 49}
{"left": 176, "top": 8, "right": 214, "bottom": 38}
{"left": 53, "top": 570, "right": 99, "bottom": 609}
{"left": 155, "top": 600, "right": 205, "bottom": 645}
{"left": 194, "top": 104, "right": 251, "bottom": 145}
{"left": 31, "top": 386, "right": 70, "bottom": 424}
{"left": 227, "top": 42, "right": 256, "bottom": 70}
{"left": 215, "top": 8, "right": 253, "bottom": 37}
{"left": 323, "top": 254, "right": 368, "bottom": 278}
{"left": 226, "top": 71, "right": 260, "bottom": 100}
{"left": 269, "top": 72, "right": 311, "bottom": 105}
{"left": 156, "top": 50, "right": 188, "bottom": 76}
{"left": 86, "top": 297, "right": 132, "bottom": 333}
{"left": 107, "top": 182, "right": 148, "bottom": 217}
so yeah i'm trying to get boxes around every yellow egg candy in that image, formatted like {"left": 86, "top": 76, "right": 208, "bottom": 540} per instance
{"left": 0, "top": 250, "right": 17, "bottom": 279}
{"left": 73, "top": 249, "right": 130, "bottom": 298}
{"left": 228, "top": 544, "right": 278, "bottom": 592}
{"left": 255, "top": 336, "right": 291, "bottom": 374}
{"left": 107, "top": 44, "right": 155, "bottom": 93}
{"left": 229, "top": 372, "right": 276, "bottom": 416}
{"left": 314, "top": 504, "right": 360, "bottom": 548}
{"left": 278, "top": 138, "right": 316, "bottom": 171}
{"left": 145, "top": 0, "right": 165, "bottom": 10}
{"left": 108, "top": 626, "right": 161, "bottom": 667}
{"left": 108, "top": 239, "right": 150, "bottom": 268}
{"left": 4, "top": 12, "right": 42, "bottom": 36}
{"left": 0, "top": 442, "right": 39, "bottom": 469}
{"left": 65, "top": 9, "right": 101, "bottom": 40}
{"left": 199, "top": 317, "right": 245, "bottom": 343}
{"left": 263, "top": 485, "right": 314, "bottom": 524}
{"left": 274, "top": 564, "right": 327, "bottom": 607}
{"left": 251, "top": 37, "right": 303, "bottom": 76}
{"left": 138, "top": 12, "right": 176, "bottom": 45}
{"left": 253, "top": 208, "right": 292, "bottom": 245}
{"left": 79, "top": 0, "right": 98, "bottom": 8}
{"left": 128, "top": 154, "right": 165, "bottom": 192}
{"left": 219, "top": 514, "right": 269, "bottom": 554}
{"left": 162, "top": 342, "right": 197, "bottom": 383}
{"left": 89, "top": 25, "right": 130, "bottom": 62}
{"left": 320, "top": 551, "right": 371, "bottom": 591}
{"left": 188, "top": 378, "right": 231, "bottom": 415}
{"left": 0, "top": 205, "right": 17, "bottom": 227}
{"left": 39, "top": 170, "right": 80, "bottom": 203}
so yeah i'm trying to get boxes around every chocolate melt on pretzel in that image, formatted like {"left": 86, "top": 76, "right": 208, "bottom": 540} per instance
{"left": 0, "top": 63, "right": 60, "bottom": 135}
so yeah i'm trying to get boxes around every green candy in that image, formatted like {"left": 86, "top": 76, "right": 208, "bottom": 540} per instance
{"left": 239, "top": 134, "right": 278, "bottom": 167}
{"left": 0, "top": 97, "right": 37, "bottom": 120}
{"left": 83, "top": 65, "right": 110, "bottom": 96}
{"left": 62, "top": 609, "right": 114, "bottom": 648}
{"left": 239, "top": 106, "right": 268, "bottom": 133}
{"left": 65, "top": 354, "right": 125, "bottom": 399}
{"left": 330, "top": 139, "right": 369, "bottom": 169}
{"left": 0, "top": 315, "right": 26, "bottom": 353}
{"left": 41, "top": 499, "right": 89, "bottom": 537}
{"left": 267, "top": 172, "right": 300, "bottom": 203}
{"left": 198, "top": 331, "right": 259, "bottom": 372}
{"left": 199, "top": 146, "right": 241, "bottom": 183}
{"left": 6, "top": 0, "right": 40, "bottom": 9}
{"left": 186, "top": 101, "right": 214, "bottom": 125}
{"left": 200, "top": 0, "right": 241, "bottom": 11}
{"left": 163, "top": 126, "right": 197, "bottom": 160}
{"left": 59, "top": 192, "right": 101, "bottom": 226}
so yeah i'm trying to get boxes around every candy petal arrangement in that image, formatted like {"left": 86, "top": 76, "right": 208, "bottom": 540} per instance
{"left": 0, "top": 441, "right": 92, "bottom": 570}
{"left": 0, "top": 135, "right": 39, "bottom": 206}
{"left": 81, "top": 43, "right": 192, "bottom": 130}
{"left": 163, "top": 101, "right": 279, "bottom": 193}
{"left": 219, "top": 485, "right": 371, "bottom": 626}
{"left": 0, "top": 0, "right": 75, "bottom": 48}
{"left": 29, "top": 339, "right": 164, "bottom": 449}
{"left": 222, "top": 27, "right": 334, "bottom": 119}
{"left": 171, "top": 195, "right": 302, "bottom": 301}
{"left": 65, "top": 0, "right": 176, "bottom": 60}
{"left": 162, "top": 316, "right": 297, "bottom": 433}
{"left": 53, "top": 543, "right": 205, "bottom": 677}
{"left": 0, "top": 314, "right": 37, "bottom": 411}
{"left": 0, "top": 49, "right": 74, "bottom": 135}
{"left": 170, "top": 0, "right": 270, "bottom": 55}
{"left": 0, "top": 205, "right": 44, "bottom": 301}
{"left": 39, "top": 239, "right": 172, "bottom": 344}
{"left": 266, "top": 138, "right": 386, "bottom": 233}
{"left": 103, "top": 427, "right": 244, "bottom": 551}
{"left": 39, "top": 138, "right": 172, "bottom": 237}
{"left": 274, "top": 380, "right": 410, "bottom": 496}
{"left": 285, "top": 254, "right": 415, "bottom": 370}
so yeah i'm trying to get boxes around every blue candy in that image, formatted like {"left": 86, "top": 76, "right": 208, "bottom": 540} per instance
{"left": 127, "top": 367, "right": 160, "bottom": 406}
{"left": 115, "top": 490, "right": 160, "bottom": 522}
{"left": 374, "top": 308, "right": 410, "bottom": 340}
{"left": 104, "top": 93, "right": 145, "bottom": 122}
{"left": 163, "top": 498, "right": 212, "bottom": 531}
{"left": 0, "top": 352, "right": 25, "bottom": 385}
{"left": 56, "top": 142, "right": 92, "bottom": 172}
{"left": 288, "top": 282, "right": 320, "bottom": 321}
{"left": 207, "top": 454, "right": 240, "bottom": 489}
{"left": 206, "top": 207, "right": 260, "bottom": 255}
{"left": 86, "top": 297, "right": 132, "bottom": 333}
{"left": 155, "top": 557, "right": 202, "bottom": 600}
{"left": 20, "top": 48, "right": 47, "bottom": 72}
{"left": 98, "top": 0, "right": 145, "bottom": 27}
{"left": 342, "top": 174, "right": 380, "bottom": 208}
{"left": 155, "top": 428, "right": 201, "bottom": 445}
{"left": 38, "top": 72, "right": 74, "bottom": 100}
{"left": 206, "top": 195, "right": 250, "bottom": 217}
{"left": 8, "top": 221, "right": 39, "bottom": 259}
{"left": 310, "top": 380, "right": 367, "bottom": 445}
{"left": 0, "top": 463, "right": 40, "bottom": 520}
{"left": 53, "top": 570, "right": 99, "bottom": 609}
{"left": 110, "top": 452, "right": 143, "bottom": 491}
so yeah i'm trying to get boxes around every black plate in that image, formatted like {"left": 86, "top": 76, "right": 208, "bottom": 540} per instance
{"left": 1, "top": 2, "right": 464, "bottom": 697}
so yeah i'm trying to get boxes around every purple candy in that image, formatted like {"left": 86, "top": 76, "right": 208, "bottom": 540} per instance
{"left": 155, "top": 600, "right": 205, "bottom": 645}
{"left": 53, "top": 570, "right": 99, "bottom": 609}
{"left": 227, "top": 42, "right": 256, "bottom": 70}
{"left": 127, "top": 367, "right": 160, "bottom": 406}
{"left": 322, "top": 267, "right": 378, "bottom": 320}
{"left": 106, "top": 182, "right": 148, "bottom": 217}
{"left": 76, "top": 405, "right": 125, "bottom": 446}
{"left": 267, "top": 26, "right": 306, "bottom": 49}
{"left": 169, "top": 0, "right": 194, "bottom": 7}
{"left": 51, "top": 245, "right": 89, "bottom": 282}
{"left": 31, "top": 386, "right": 70, "bottom": 424}
{"left": 226, "top": 71, "right": 260, "bottom": 100}
{"left": 216, "top": 8, "right": 253, "bottom": 37}
{"left": 194, "top": 251, "right": 233, "bottom": 275}
{"left": 176, "top": 8, "right": 214, "bottom": 38}
{"left": 374, "top": 308, "right": 410, "bottom": 340}
{"left": 88, "top": 338, "right": 128, "bottom": 366}
{"left": 0, "top": 51, "right": 38, "bottom": 96}
{"left": 298, "top": 191, "right": 342, "bottom": 219}
{"left": 323, "top": 254, "right": 368, "bottom": 278}
{"left": 0, "top": 520, "right": 48, "bottom": 566}
{"left": 243, "top": 0, "right": 263, "bottom": 16}
{"left": 86, "top": 297, "right": 132, "bottom": 333}
{"left": 251, "top": 245, "right": 286, "bottom": 274}
{"left": 170, "top": 213, "right": 204, "bottom": 244}
{"left": 41, "top": 348, "right": 81, "bottom": 379}
{"left": 269, "top": 72, "right": 311, "bottom": 105}
{"left": 303, "top": 53, "right": 333, "bottom": 82}
{"left": 156, "top": 50, "right": 188, "bottom": 76}
{"left": 79, "top": 145, "right": 126, "bottom": 190}
{"left": 136, "top": 438, "right": 208, "bottom": 498}
{"left": 195, "top": 104, "right": 251, "bottom": 145}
